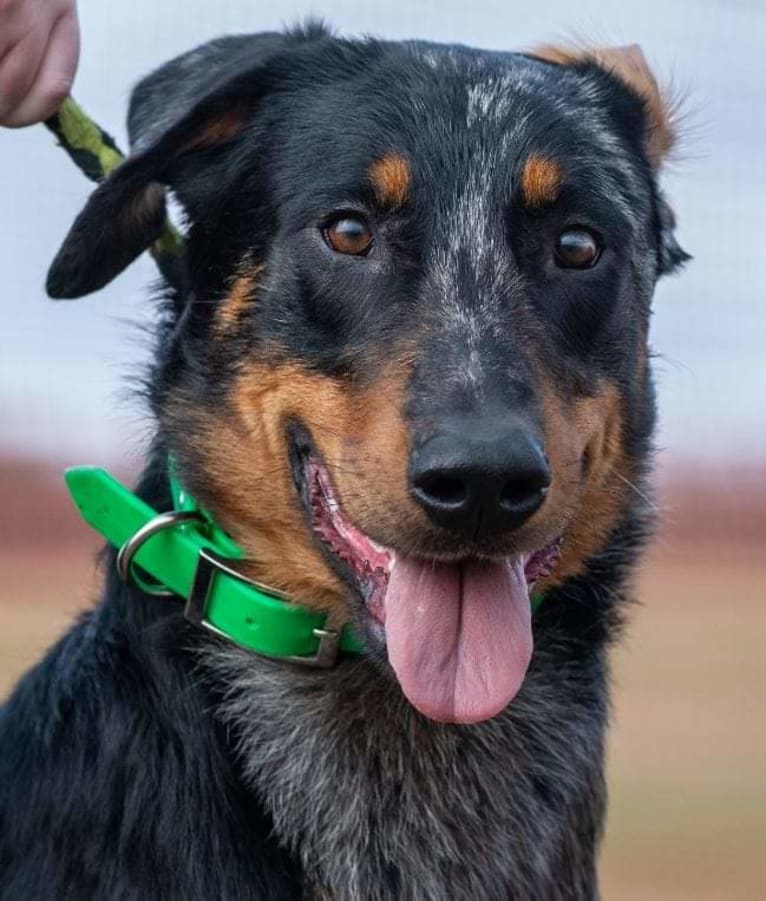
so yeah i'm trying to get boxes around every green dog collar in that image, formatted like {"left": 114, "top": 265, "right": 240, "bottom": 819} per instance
{"left": 66, "top": 466, "right": 545, "bottom": 668}
{"left": 65, "top": 466, "right": 362, "bottom": 666}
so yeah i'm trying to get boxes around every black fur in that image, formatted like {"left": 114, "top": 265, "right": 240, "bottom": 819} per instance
{"left": 2, "top": 25, "right": 687, "bottom": 899}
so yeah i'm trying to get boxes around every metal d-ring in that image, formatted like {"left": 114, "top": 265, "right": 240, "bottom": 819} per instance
{"left": 116, "top": 510, "right": 205, "bottom": 597}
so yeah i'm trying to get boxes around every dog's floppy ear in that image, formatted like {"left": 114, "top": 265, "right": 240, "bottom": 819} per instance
{"left": 529, "top": 42, "right": 676, "bottom": 170}
{"left": 529, "top": 43, "right": 689, "bottom": 274}
{"left": 46, "top": 31, "right": 322, "bottom": 299}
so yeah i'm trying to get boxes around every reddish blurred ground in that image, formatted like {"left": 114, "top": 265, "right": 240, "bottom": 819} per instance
{"left": 0, "top": 456, "right": 764, "bottom": 900}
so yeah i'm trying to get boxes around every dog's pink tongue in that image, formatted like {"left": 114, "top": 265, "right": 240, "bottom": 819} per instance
{"left": 384, "top": 555, "right": 533, "bottom": 724}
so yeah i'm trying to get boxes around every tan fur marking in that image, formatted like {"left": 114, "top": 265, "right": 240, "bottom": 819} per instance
{"left": 169, "top": 363, "right": 632, "bottom": 616}
{"left": 369, "top": 154, "right": 411, "bottom": 208}
{"left": 520, "top": 155, "right": 563, "bottom": 207}
{"left": 215, "top": 266, "right": 262, "bottom": 337}
{"left": 167, "top": 334, "right": 632, "bottom": 619}
{"left": 168, "top": 355, "right": 416, "bottom": 622}
{"left": 530, "top": 42, "right": 676, "bottom": 168}
{"left": 534, "top": 377, "right": 630, "bottom": 589}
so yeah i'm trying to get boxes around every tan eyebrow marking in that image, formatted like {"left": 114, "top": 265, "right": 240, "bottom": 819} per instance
{"left": 368, "top": 154, "right": 411, "bottom": 208}
{"left": 520, "top": 155, "right": 563, "bottom": 207}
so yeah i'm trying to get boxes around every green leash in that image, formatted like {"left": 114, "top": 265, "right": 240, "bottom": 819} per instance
{"left": 44, "top": 97, "right": 184, "bottom": 288}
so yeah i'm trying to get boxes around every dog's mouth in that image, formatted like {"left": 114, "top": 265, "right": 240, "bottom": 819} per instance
{"left": 294, "top": 437, "right": 561, "bottom": 725}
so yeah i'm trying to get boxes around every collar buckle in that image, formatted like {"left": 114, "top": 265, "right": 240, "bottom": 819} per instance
{"left": 284, "top": 628, "right": 341, "bottom": 668}
{"left": 187, "top": 546, "right": 341, "bottom": 669}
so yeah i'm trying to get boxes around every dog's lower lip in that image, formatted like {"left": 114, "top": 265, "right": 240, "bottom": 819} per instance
{"left": 298, "top": 445, "right": 562, "bottom": 629}
{"left": 300, "top": 447, "right": 392, "bottom": 624}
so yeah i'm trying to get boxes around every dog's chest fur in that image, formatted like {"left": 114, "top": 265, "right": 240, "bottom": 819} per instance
{"left": 205, "top": 633, "right": 607, "bottom": 901}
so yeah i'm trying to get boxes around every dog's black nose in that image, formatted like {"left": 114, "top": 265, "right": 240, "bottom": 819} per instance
{"left": 409, "top": 417, "right": 551, "bottom": 536}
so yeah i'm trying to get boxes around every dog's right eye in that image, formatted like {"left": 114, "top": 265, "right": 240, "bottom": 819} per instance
{"left": 324, "top": 216, "right": 373, "bottom": 256}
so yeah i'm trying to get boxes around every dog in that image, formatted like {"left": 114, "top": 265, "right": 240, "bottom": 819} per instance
{"left": 0, "top": 24, "right": 688, "bottom": 900}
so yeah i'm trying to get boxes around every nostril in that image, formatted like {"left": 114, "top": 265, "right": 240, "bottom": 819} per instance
{"left": 499, "top": 475, "right": 549, "bottom": 511}
{"left": 409, "top": 425, "right": 551, "bottom": 532}
{"left": 414, "top": 473, "right": 468, "bottom": 509}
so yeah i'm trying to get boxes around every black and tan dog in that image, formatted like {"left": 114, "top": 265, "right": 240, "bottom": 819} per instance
{"left": 0, "top": 25, "right": 687, "bottom": 900}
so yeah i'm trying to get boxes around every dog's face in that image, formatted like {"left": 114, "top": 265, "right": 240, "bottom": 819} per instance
{"left": 48, "top": 31, "right": 686, "bottom": 724}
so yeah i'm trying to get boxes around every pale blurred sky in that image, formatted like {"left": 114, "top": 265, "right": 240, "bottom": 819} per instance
{"left": 1, "top": 0, "right": 764, "bottom": 468}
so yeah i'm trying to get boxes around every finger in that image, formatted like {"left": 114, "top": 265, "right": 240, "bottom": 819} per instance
{"left": 3, "top": 9, "right": 79, "bottom": 127}
{"left": 0, "top": 26, "right": 49, "bottom": 121}
{"left": 0, "top": 0, "right": 31, "bottom": 54}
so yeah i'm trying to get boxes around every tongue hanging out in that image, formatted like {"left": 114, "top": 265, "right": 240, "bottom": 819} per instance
{"left": 306, "top": 454, "right": 543, "bottom": 726}
{"left": 384, "top": 555, "right": 533, "bottom": 724}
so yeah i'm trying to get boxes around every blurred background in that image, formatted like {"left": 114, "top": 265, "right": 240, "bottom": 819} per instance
{"left": 1, "top": 1, "right": 764, "bottom": 898}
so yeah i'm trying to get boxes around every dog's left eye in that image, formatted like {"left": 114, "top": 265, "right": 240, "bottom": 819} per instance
{"left": 324, "top": 216, "right": 374, "bottom": 256}
{"left": 554, "top": 227, "right": 602, "bottom": 269}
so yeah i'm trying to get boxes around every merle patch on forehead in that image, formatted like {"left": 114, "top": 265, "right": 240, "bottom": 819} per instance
{"left": 265, "top": 44, "right": 645, "bottom": 227}
{"left": 118, "top": 33, "right": 680, "bottom": 410}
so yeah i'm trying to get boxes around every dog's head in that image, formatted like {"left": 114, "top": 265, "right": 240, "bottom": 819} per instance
{"left": 48, "top": 27, "right": 687, "bottom": 724}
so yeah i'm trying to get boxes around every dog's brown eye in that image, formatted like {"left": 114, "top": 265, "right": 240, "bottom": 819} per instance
{"left": 554, "top": 227, "right": 601, "bottom": 269}
{"left": 324, "top": 216, "right": 373, "bottom": 256}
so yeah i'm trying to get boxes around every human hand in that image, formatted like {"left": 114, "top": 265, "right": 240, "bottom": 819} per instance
{"left": 0, "top": 0, "right": 79, "bottom": 127}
